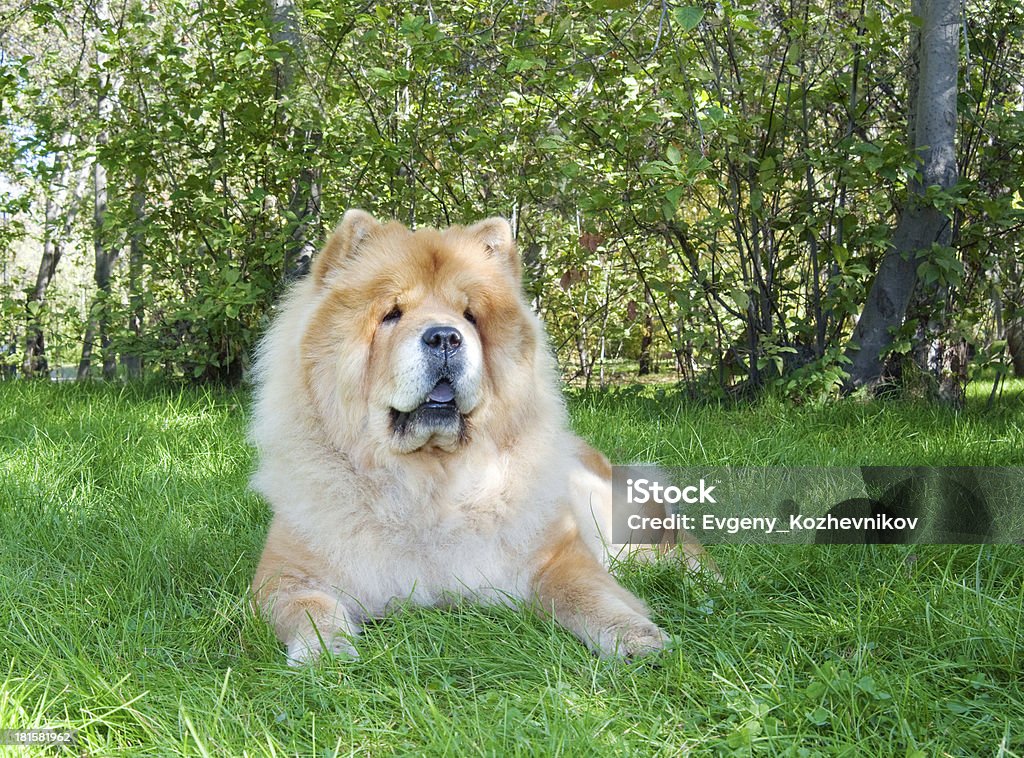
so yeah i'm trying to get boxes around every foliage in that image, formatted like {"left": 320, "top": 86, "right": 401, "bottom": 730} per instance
{"left": 0, "top": 0, "right": 1022, "bottom": 390}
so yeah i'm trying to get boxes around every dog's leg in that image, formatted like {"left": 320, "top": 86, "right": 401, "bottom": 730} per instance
{"left": 254, "top": 578, "right": 361, "bottom": 665}
{"left": 252, "top": 519, "right": 361, "bottom": 665}
{"left": 531, "top": 524, "right": 669, "bottom": 658}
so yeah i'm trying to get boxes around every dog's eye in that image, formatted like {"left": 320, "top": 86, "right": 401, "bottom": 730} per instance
{"left": 464, "top": 310, "right": 477, "bottom": 326}
{"left": 382, "top": 306, "right": 403, "bottom": 323}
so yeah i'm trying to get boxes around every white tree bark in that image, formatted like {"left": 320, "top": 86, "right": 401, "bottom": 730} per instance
{"left": 78, "top": 0, "right": 122, "bottom": 380}
{"left": 266, "top": 0, "right": 321, "bottom": 280}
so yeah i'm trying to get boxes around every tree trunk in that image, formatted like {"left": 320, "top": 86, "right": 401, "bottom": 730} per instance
{"left": 843, "top": 0, "right": 960, "bottom": 390}
{"left": 24, "top": 195, "right": 60, "bottom": 377}
{"left": 79, "top": 0, "right": 121, "bottom": 380}
{"left": 123, "top": 171, "right": 146, "bottom": 379}
{"left": 637, "top": 287, "right": 655, "bottom": 375}
{"left": 24, "top": 146, "right": 83, "bottom": 378}
{"left": 1008, "top": 320, "right": 1024, "bottom": 377}
{"left": 77, "top": 319, "right": 97, "bottom": 380}
{"left": 266, "top": 0, "right": 322, "bottom": 281}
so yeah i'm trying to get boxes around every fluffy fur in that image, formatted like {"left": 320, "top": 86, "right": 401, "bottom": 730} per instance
{"left": 250, "top": 210, "right": 713, "bottom": 664}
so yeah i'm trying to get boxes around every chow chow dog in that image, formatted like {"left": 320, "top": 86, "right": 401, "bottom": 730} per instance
{"left": 250, "top": 210, "right": 713, "bottom": 664}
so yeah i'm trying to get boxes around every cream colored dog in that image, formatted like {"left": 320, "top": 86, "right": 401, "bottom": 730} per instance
{"left": 250, "top": 210, "right": 713, "bottom": 664}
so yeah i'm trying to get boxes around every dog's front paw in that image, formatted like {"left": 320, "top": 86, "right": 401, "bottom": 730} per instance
{"left": 592, "top": 616, "right": 670, "bottom": 659}
{"left": 285, "top": 632, "right": 359, "bottom": 666}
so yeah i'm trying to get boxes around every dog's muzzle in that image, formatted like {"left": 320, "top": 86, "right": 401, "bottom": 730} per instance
{"left": 389, "top": 324, "right": 471, "bottom": 443}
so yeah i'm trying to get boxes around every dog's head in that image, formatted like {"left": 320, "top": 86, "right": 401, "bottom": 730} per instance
{"left": 300, "top": 210, "right": 542, "bottom": 456}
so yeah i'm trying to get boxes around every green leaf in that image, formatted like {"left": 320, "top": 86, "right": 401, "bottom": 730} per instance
{"left": 731, "top": 12, "right": 759, "bottom": 31}
{"left": 507, "top": 55, "right": 545, "bottom": 73}
{"left": 591, "top": 0, "right": 636, "bottom": 9}
{"left": 804, "top": 680, "right": 828, "bottom": 699}
{"left": 536, "top": 135, "right": 565, "bottom": 151}
{"left": 673, "top": 6, "right": 705, "bottom": 31}
{"left": 665, "top": 185, "right": 686, "bottom": 211}
{"left": 856, "top": 675, "right": 892, "bottom": 701}
{"left": 805, "top": 707, "right": 830, "bottom": 726}
{"left": 726, "top": 720, "right": 761, "bottom": 747}
{"left": 731, "top": 288, "right": 750, "bottom": 311}
{"left": 702, "top": 105, "right": 726, "bottom": 123}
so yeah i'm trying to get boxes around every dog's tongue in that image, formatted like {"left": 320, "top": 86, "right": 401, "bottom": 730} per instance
{"left": 427, "top": 380, "right": 455, "bottom": 403}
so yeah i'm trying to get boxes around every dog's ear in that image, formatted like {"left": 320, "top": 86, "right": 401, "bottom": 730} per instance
{"left": 312, "top": 209, "right": 381, "bottom": 285}
{"left": 467, "top": 217, "right": 520, "bottom": 279}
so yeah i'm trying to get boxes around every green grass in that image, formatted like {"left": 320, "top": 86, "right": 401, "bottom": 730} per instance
{"left": 0, "top": 380, "right": 1022, "bottom": 756}
{"left": 567, "top": 380, "right": 1024, "bottom": 466}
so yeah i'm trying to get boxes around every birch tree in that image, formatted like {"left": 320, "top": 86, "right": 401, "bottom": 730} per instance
{"left": 77, "top": 0, "right": 121, "bottom": 380}
{"left": 266, "top": 0, "right": 320, "bottom": 280}
{"left": 23, "top": 139, "right": 85, "bottom": 377}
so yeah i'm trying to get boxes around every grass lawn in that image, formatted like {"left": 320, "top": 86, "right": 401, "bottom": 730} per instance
{"left": 0, "top": 380, "right": 1022, "bottom": 756}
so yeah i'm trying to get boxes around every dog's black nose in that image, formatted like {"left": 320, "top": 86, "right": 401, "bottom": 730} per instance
{"left": 422, "top": 325, "right": 462, "bottom": 354}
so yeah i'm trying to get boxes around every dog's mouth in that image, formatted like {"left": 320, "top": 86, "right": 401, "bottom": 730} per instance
{"left": 421, "top": 379, "right": 456, "bottom": 410}
{"left": 390, "top": 380, "right": 464, "bottom": 437}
